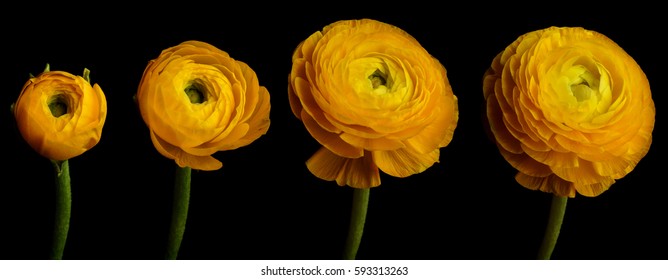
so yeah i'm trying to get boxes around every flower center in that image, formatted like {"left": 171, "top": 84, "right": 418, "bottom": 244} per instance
{"left": 48, "top": 93, "right": 70, "bottom": 118}
{"left": 570, "top": 71, "right": 598, "bottom": 102}
{"left": 368, "top": 69, "right": 388, "bottom": 89}
{"left": 184, "top": 82, "right": 206, "bottom": 104}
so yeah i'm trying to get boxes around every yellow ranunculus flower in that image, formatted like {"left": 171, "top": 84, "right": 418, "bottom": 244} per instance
{"left": 483, "top": 26, "right": 655, "bottom": 197}
{"left": 288, "top": 19, "right": 459, "bottom": 188}
{"left": 14, "top": 69, "right": 107, "bottom": 161}
{"left": 136, "top": 40, "right": 271, "bottom": 171}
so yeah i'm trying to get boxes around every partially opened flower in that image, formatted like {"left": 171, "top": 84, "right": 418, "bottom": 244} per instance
{"left": 288, "top": 18, "right": 459, "bottom": 189}
{"left": 137, "top": 40, "right": 271, "bottom": 171}
{"left": 483, "top": 26, "right": 655, "bottom": 259}
{"left": 289, "top": 18, "right": 458, "bottom": 260}
{"left": 483, "top": 26, "right": 655, "bottom": 198}
{"left": 14, "top": 67, "right": 107, "bottom": 161}
{"left": 12, "top": 65, "right": 107, "bottom": 259}
{"left": 136, "top": 40, "right": 270, "bottom": 259}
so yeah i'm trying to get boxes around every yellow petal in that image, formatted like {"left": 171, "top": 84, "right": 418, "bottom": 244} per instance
{"left": 574, "top": 179, "right": 614, "bottom": 197}
{"left": 486, "top": 95, "right": 522, "bottom": 154}
{"left": 592, "top": 158, "right": 635, "bottom": 178}
{"left": 151, "top": 131, "right": 222, "bottom": 171}
{"left": 551, "top": 160, "right": 609, "bottom": 185}
{"left": 233, "top": 86, "right": 271, "bottom": 148}
{"left": 439, "top": 95, "right": 459, "bottom": 147}
{"left": 236, "top": 61, "right": 260, "bottom": 122}
{"left": 288, "top": 60, "right": 306, "bottom": 119}
{"left": 498, "top": 148, "right": 553, "bottom": 177}
{"left": 515, "top": 173, "right": 575, "bottom": 198}
{"left": 301, "top": 110, "right": 363, "bottom": 158}
{"left": 404, "top": 97, "right": 458, "bottom": 154}
{"left": 372, "top": 148, "right": 439, "bottom": 178}
{"left": 306, "top": 147, "right": 380, "bottom": 188}
{"left": 340, "top": 132, "right": 405, "bottom": 151}
{"left": 523, "top": 147, "right": 580, "bottom": 169}
{"left": 294, "top": 77, "right": 339, "bottom": 133}
{"left": 183, "top": 123, "right": 249, "bottom": 156}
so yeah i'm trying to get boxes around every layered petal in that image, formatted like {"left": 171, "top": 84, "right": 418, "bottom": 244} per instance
{"left": 483, "top": 26, "right": 655, "bottom": 197}
{"left": 289, "top": 19, "right": 458, "bottom": 188}
{"left": 306, "top": 147, "right": 381, "bottom": 188}
{"left": 372, "top": 148, "right": 440, "bottom": 178}
{"left": 136, "top": 40, "right": 270, "bottom": 171}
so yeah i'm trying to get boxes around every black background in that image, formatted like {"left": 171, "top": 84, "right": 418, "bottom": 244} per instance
{"left": 1, "top": 6, "right": 664, "bottom": 260}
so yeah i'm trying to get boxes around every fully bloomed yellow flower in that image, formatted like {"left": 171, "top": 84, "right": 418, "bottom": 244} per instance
{"left": 14, "top": 69, "right": 107, "bottom": 161}
{"left": 137, "top": 40, "right": 270, "bottom": 171}
{"left": 288, "top": 19, "right": 459, "bottom": 188}
{"left": 483, "top": 26, "right": 655, "bottom": 197}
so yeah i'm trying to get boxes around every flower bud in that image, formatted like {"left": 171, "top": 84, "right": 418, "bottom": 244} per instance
{"left": 14, "top": 68, "right": 107, "bottom": 161}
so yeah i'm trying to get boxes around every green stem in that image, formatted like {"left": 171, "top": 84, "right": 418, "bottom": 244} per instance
{"left": 343, "top": 188, "right": 370, "bottom": 260}
{"left": 537, "top": 194, "right": 568, "bottom": 260}
{"left": 166, "top": 165, "right": 191, "bottom": 260}
{"left": 50, "top": 159, "right": 71, "bottom": 260}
